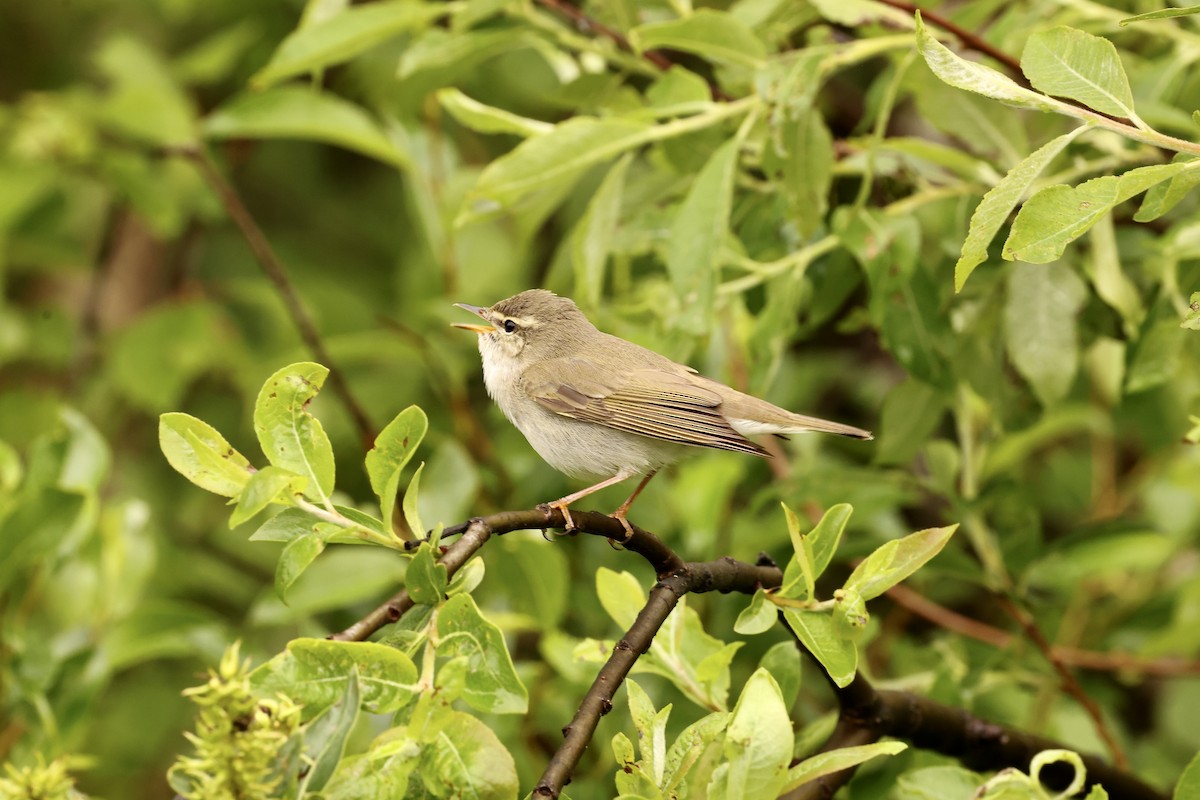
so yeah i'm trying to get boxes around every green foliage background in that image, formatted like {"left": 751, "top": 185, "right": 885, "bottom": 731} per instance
{"left": 2, "top": 0, "right": 1200, "bottom": 796}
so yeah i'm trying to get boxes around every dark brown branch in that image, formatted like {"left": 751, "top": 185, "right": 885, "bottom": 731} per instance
{"left": 535, "top": 556, "right": 783, "bottom": 798}
{"left": 167, "top": 144, "right": 376, "bottom": 448}
{"left": 329, "top": 507, "right": 1165, "bottom": 799}
{"left": 784, "top": 671, "right": 1167, "bottom": 800}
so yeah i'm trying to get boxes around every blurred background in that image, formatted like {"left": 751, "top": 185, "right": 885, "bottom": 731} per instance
{"left": 2, "top": 0, "right": 1199, "bottom": 797}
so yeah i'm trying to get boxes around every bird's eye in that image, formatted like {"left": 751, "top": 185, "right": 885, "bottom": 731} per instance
{"left": 502, "top": 319, "right": 517, "bottom": 334}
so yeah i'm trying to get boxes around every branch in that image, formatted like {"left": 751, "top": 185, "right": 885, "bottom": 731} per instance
{"left": 783, "top": 670, "right": 1167, "bottom": 800}
{"left": 328, "top": 507, "right": 1166, "bottom": 799}
{"left": 168, "top": 144, "right": 376, "bottom": 448}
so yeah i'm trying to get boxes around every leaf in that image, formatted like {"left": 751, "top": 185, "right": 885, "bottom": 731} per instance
{"left": 406, "top": 541, "right": 448, "bottom": 605}
{"left": 571, "top": 153, "right": 632, "bottom": 310}
{"left": 808, "top": 504, "right": 853, "bottom": 578}
{"left": 780, "top": 502, "right": 816, "bottom": 600}
{"left": 758, "top": 642, "right": 801, "bottom": 709}
{"left": 252, "top": 1, "right": 448, "bottom": 87}
{"left": 1120, "top": 6, "right": 1200, "bottom": 25}
{"left": 733, "top": 589, "right": 776, "bottom": 635}
{"left": 365, "top": 405, "right": 428, "bottom": 538}
{"left": 250, "top": 507, "right": 323, "bottom": 542}
{"left": 1176, "top": 748, "right": 1200, "bottom": 800}
{"left": 1184, "top": 292, "right": 1200, "bottom": 331}
{"left": 436, "top": 593, "right": 528, "bottom": 714}
{"left": 626, "top": 679, "right": 669, "bottom": 784}
{"left": 1004, "top": 163, "right": 1187, "bottom": 263}
{"left": 662, "top": 712, "right": 730, "bottom": 793}
{"left": 159, "top": 412, "right": 253, "bottom": 498}
{"left": 464, "top": 116, "right": 654, "bottom": 216}
{"left": 714, "top": 669, "right": 793, "bottom": 799}
{"left": 251, "top": 638, "right": 418, "bottom": 720}
{"left": 843, "top": 525, "right": 958, "bottom": 601}
{"left": 631, "top": 10, "right": 767, "bottom": 69}
{"left": 1127, "top": 319, "right": 1185, "bottom": 393}
{"left": 436, "top": 88, "right": 553, "bottom": 138}
{"left": 276, "top": 532, "right": 325, "bottom": 600}
{"left": 876, "top": 378, "right": 946, "bottom": 465}
{"left": 1134, "top": 156, "right": 1200, "bottom": 222}
{"left": 1021, "top": 27, "right": 1136, "bottom": 118}
{"left": 597, "top": 567, "right": 646, "bottom": 631}
{"left": 254, "top": 362, "right": 336, "bottom": 506}
{"left": 403, "top": 462, "right": 426, "bottom": 538}
{"left": 1004, "top": 262, "right": 1088, "bottom": 406}
{"left": 782, "top": 609, "right": 857, "bottom": 688}
{"left": 782, "top": 742, "right": 908, "bottom": 792}
{"left": 301, "top": 665, "right": 360, "bottom": 794}
{"left": 647, "top": 66, "right": 711, "bottom": 109}
{"left": 954, "top": 127, "right": 1087, "bottom": 290}
{"left": 417, "top": 710, "right": 519, "bottom": 800}
{"left": 95, "top": 35, "right": 197, "bottom": 146}
{"left": 204, "top": 87, "right": 409, "bottom": 169}
{"left": 915, "top": 14, "right": 1075, "bottom": 116}
{"left": 667, "top": 138, "right": 739, "bottom": 333}
{"left": 230, "top": 465, "right": 305, "bottom": 528}
{"left": 1085, "top": 215, "right": 1144, "bottom": 336}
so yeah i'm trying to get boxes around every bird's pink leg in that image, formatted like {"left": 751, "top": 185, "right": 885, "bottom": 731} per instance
{"left": 542, "top": 471, "right": 634, "bottom": 531}
{"left": 609, "top": 470, "right": 658, "bottom": 542}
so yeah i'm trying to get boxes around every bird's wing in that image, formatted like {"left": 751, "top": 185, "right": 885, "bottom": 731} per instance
{"left": 521, "top": 359, "right": 768, "bottom": 456}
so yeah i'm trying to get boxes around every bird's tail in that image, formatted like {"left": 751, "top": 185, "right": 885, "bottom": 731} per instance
{"left": 728, "top": 413, "right": 873, "bottom": 440}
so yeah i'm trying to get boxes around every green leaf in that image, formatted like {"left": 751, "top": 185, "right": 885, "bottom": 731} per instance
{"left": 782, "top": 742, "right": 907, "bottom": 792}
{"left": 1120, "top": 6, "right": 1200, "bottom": 25}
{"left": 647, "top": 66, "right": 711, "bottom": 109}
{"left": 301, "top": 665, "right": 360, "bottom": 794}
{"left": 436, "top": 593, "right": 528, "bottom": 714}
{"left": 843, "top": 525, "right": 958, "bottom": 601}
{"left": 417, "top": 710, "right": 519, "bottom": 800}
{"left": 1004, "top": 262, "right": 1088, "bottom": 406}
{"left": 402, "top": 461, "right": 427, "bottom": 538}
{"left": 1183, "top": 292, "right": 1200, "bottom": 331}
{"left": 276, "top": 532, "right": 325, "bottom": 600}
{"left": 1176, "top": 748, "right": 1200, "bottom": 800}
{"left": 954, "top": 127, "right": 1087, "bottom": 290}
{"left": 667, "top": 138, "right": 739, "bottom": 333}
{"left": 626, "top": 679, "right": 670, "bottom": 784}
{"left": 758, "top": 642, "right": 801, "bottom": 709}
{"left": 714, "top": 669, "right": 792, "bottom": 799}
{"left": 1085, "top": 215, "right": 1144, "bottom": 336}
{"left": 631, "top": 10, "right": 767, "bottom": 69}
{"left": 96, "top": 35, "right": 197, "bottom": 146}
{"left": 365, "top": 405, "right": 428, "bottom": 538}
{"left": 1021, "top": 27, "right": 1136, "bottom": 118}
{"left": 204, "top": 87, "right": 409, "bottom": 169}
{"left": 251, "top": 638, "right": 418, "bottom": 720}
{"left": 254, "top": 362, "right": 336, "bottom": 506}
{"left": 733, "top": 589, "right": 776, "bottom": 635}
{"left": 230, "top": 465, "right": 305, "bottom": 528}
{"left": 571, "top": 153, "right": 632, "bottom": 310}
{"left": 406, "top": 541, "right": 448, "bottom": 605}
{"left": 662, "top": 712, "right": 730, "bottom": 794}
{"left": 1004, "top": 163, "right": 1188, "bottom": 263}
{"left": 915, "top": 14, "right": 1075, "bottom": 116}
{"left": 252, "top": 1, "right": 448, "bottom": 88}
{"left": 782, "top": 609, "right": 857, "bottom": 688}
{"left": 808, "top": 504, "right": 853, "bottom": 578}
{"left": 876, "top": 378, "right": 946, "bottom": 465}
{"left": 250, "top": 507, "right": 323, "bottom": 542}
{"left": 159, "top": 412, "right": 253, "bottom": 498}
{"left": 436, "top": 88, "right": 554, "bottom": 138}
{"left": 1134, "top": 155, "right": 1200, "bottom": 222}
{"left": 779, "top": 502, "right": 816, "bottom": 601}
{"left": 597, "top": 567, "right": 646, "bottom": 631}
{"left": 1127, "top": 319, "right": 1185, "bottom": 393}
{"left": 464, "top": 116, "right": 654, "bottom": 216}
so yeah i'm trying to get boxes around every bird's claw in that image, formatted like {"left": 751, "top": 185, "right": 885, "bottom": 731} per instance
{"left": 538, "top": 501, "right": 576, "bottom": 531}
{"left": 610, "top": 512, "right": 635, "bottom": 544}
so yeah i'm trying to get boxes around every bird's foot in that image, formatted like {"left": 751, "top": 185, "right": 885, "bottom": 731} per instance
{"left": 538, "top": 500, "right": 576, "bottom": 531}
{"left": 609, "top": 510, "right": 635, "bottom": 544}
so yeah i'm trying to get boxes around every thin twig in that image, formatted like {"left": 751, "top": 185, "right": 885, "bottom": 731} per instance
{"left": 996, "top": 594, "right": 1129, "bottom": 770}
{"left": 169, "top": 144, "right": 376, "bottom": 448}
{"left": 886, "top": 583, "right": 1200, "bottom": 677}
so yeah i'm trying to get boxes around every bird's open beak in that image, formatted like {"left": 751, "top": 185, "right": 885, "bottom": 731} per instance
{"left": 451, "top": 303, "right": 493, "bottom": 334}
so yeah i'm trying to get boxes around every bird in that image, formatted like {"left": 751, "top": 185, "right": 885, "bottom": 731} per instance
{"left": 453, "top": 289, "right": 872, "bottom": 537}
